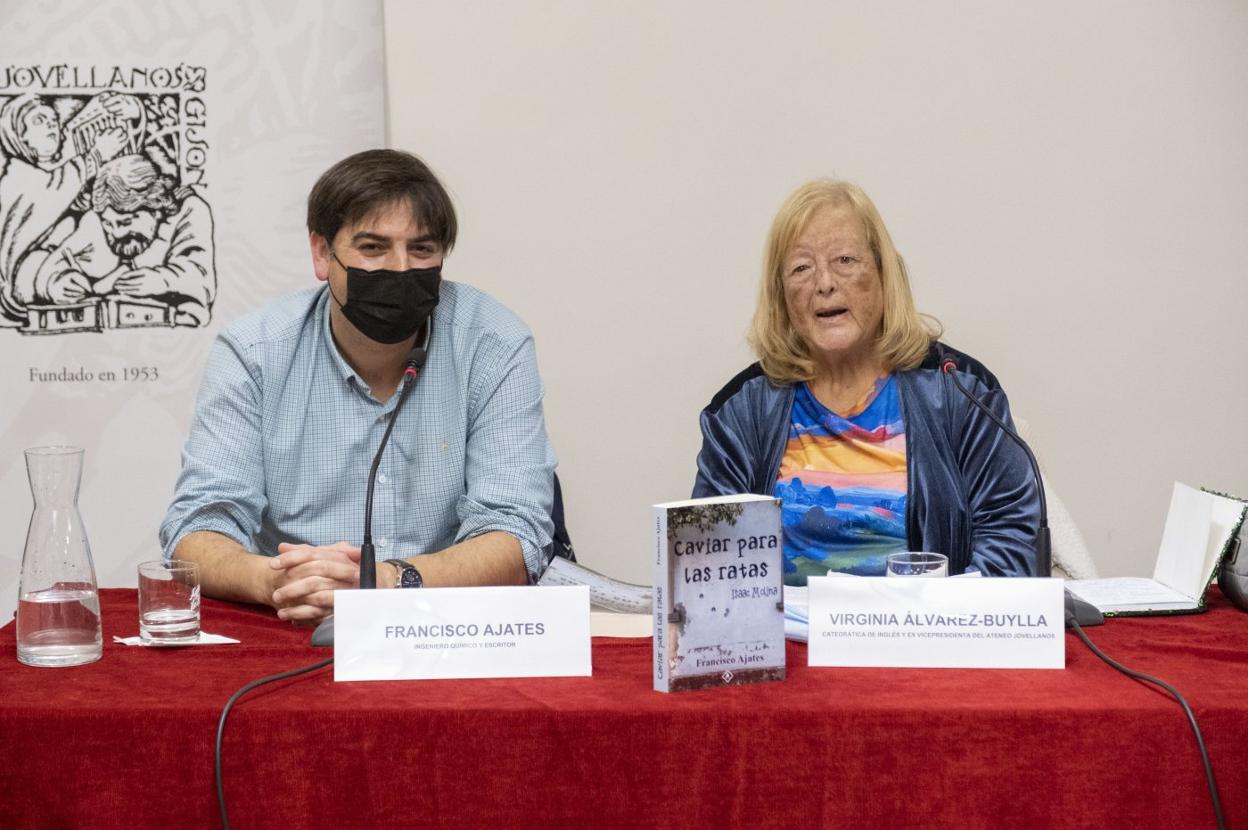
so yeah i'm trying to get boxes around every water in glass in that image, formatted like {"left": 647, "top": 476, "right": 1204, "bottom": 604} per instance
{"left": 138, "top": 560, "right": 200, "bottom": 644}
{"left": 17, "top": 584, "right": 102, "bottom": 667}
{"left": 17, "top": 447, "right": 102, "bottom": 667}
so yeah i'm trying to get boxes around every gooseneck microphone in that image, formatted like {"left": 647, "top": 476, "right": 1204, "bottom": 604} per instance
{"left": 804, "top": 351, "right": 1217, "bottom": 827}
{"left": 220, "top": 327, "right": 435, "bottom": 826}
{"left": 940, "top": 356, "right": 1051, "bottom": 577}
{"left": 359, "top": 330, "right": 430, "bottom": 588}
{"left": 310, "top": 322, "right": 431, "bottom": 646}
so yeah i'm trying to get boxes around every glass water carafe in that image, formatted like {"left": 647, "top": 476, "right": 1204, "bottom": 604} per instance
{"left": 16, "top": 446, "right": 102, "bottom": 667}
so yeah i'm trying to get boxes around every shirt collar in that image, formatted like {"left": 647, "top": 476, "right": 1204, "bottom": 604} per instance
{"left": 317, "top": 286, "right": 365, "bottom": 388}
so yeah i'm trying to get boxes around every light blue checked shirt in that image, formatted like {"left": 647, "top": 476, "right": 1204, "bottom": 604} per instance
{"left": 159, "top": 282, "right": 557, "bottom": 581}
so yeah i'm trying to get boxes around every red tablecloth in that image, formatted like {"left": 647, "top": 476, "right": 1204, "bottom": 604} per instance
{"left": 2, "top": 588, "right": 1246, "bottom": 829}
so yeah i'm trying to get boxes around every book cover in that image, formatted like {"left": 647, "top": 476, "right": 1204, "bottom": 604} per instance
{"left": 653, "top": 494, "right": 785, "bottom": 692}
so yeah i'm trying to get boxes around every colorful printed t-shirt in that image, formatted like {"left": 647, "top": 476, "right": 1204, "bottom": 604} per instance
{"left": 774, "top": 376, "right": 908, "bottom": 584}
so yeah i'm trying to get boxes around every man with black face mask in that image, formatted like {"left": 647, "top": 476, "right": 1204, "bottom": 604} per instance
{"left": 159, "top": 149, "right": 557, "bottom": 623}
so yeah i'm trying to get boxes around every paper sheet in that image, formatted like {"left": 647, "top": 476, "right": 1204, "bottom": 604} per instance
{"left": 1152, "top": 482, "right": 1241, "bottom": 596}
{"left": 783, "top": 585, "right": 810, "bottom": 642}
{"left": 113, "top": 632, "right": 240, "bottom": 646}
{"left": 538, "top": 557, "right": 652, "bottom": 613}
{"left": 1064, "top": 577, "right": 1194, "bottom": 611}
{"left": 783, "top": 569, "right": 982, "bottom": 641}
{"left": 590, "top": 610, "right": 652, "bottom": 638}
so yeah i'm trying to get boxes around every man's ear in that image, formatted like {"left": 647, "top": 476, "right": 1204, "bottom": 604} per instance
{"left": 310, "top": 232, "right": 331, "bottom": 282}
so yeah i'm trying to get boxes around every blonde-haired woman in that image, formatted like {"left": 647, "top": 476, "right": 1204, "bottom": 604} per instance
{"left": 693, "top": 180, "right": 1040, "bottom": 582}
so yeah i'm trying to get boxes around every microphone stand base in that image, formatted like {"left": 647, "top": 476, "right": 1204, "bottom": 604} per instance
{"left": 1063, "top": 589, "right": 1105, "bottom": 628}
{"left": 310, "top": 615, "right": 335, "bottom": 647}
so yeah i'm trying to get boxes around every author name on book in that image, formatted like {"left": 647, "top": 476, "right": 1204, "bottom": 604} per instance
{"left": 694, "top": 653, "right": 769, "bottom": 669}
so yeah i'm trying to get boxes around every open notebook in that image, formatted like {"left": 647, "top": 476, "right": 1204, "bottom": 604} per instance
{"left": 1066, "top": 483, "right": 1247, "bottom": 616}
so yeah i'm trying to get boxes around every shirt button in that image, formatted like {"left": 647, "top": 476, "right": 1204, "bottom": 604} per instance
{"left": 378, "top": 538, "right": 389, "bottom": 547}
{"left": 377, "top": 473, "right": 388, "bottom": 484}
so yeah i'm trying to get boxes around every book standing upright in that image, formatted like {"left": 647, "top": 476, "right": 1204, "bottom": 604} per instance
{"left": 653, "top": 494, "right": 786, "bottom": 692}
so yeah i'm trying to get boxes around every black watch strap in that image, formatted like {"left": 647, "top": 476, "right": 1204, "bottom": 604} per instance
{"left": 383, "top": 558, "right": 424, "bottom": 589}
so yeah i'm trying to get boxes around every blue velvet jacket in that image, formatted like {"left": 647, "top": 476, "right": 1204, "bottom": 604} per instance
{"left": 692, "top": 343, "right": 1041, "bottom": 576}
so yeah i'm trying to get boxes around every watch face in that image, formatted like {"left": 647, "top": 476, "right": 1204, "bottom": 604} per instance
{"left": 399, "top": 564, "right": 423, "bottom": 589}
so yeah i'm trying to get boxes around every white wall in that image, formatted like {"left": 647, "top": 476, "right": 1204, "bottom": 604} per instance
{"left": 384, "top": 0, "right": 1248, "bottom": 583}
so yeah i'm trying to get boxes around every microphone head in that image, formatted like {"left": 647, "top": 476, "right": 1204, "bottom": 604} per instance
{"left": 941, "top": 358, "right": 958, "bottom": 374}
{"left": 405, "top": 346, "right": 427, "bottom": 372}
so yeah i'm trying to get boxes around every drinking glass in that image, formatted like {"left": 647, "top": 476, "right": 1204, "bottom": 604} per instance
{"left": 138, "top": 560, "right": 201, "bottom": 644}
{"left": 885, "top": 552, "right": 948, "bottom": 578}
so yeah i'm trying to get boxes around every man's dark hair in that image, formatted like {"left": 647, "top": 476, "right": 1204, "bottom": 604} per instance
{"left": 306, "top": 149, "right": 457, "bottom": 251}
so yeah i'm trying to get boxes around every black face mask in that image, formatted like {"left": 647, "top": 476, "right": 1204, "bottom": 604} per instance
{"left": 329, "top": 252, "right": 441, "bottom": 344}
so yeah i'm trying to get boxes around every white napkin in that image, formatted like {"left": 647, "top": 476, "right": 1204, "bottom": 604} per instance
{"left": 112, "top": 632, "right": 240, "bottom": 646}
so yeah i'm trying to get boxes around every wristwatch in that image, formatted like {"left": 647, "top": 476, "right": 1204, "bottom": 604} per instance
{"left": 383, "top": 558, "right": 424, "bottom": 589}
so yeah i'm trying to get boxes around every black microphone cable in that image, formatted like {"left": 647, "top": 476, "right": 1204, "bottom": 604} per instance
{"left": 215, "top": 657, "right": 334, "bottom": 830}
{"left": 217, "top": 326, "right": 431, "bottom": 828}
{"left": 1066, "top": 613, "right": 1225, "bottom": 829}
{"left": 360, "top": 330, "right": 430, "bottom": 588}
{"left": 942, "top": 353, "right": 1221, "bottom": 827}
{"left": 941, "top": 357, "right": 1050, "bottom": 576}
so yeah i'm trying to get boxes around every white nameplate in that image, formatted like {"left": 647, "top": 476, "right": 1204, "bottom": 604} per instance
{"left": 333, "top": 585, "right": 591, "bottom": 682}
{"left": 807, "top": 577, "right": 1064, "bottom": 669}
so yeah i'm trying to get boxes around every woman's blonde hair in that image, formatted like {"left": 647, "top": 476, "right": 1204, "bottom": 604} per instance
{"left": 748, "top": 179, "right": 940, "bottom": 384}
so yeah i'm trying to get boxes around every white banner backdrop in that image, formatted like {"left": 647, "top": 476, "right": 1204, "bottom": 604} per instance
{"left": 0, "top": 0, "right": 385, "bottom": 621}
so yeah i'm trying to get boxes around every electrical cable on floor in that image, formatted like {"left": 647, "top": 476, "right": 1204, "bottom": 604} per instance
{"left": 215, "top": 657, "right": 334, "bottom": 830}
